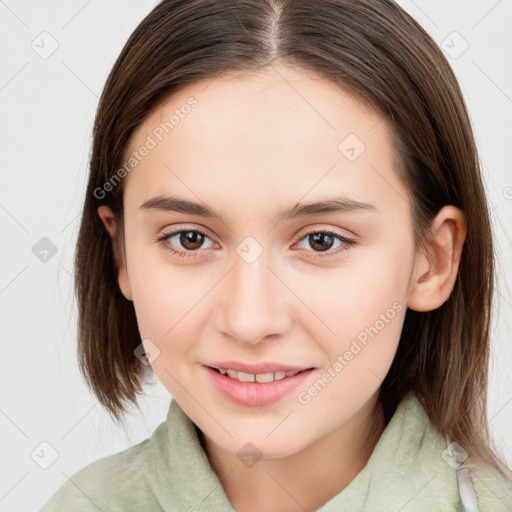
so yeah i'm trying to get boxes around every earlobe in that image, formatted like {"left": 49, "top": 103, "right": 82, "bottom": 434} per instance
{"left": 97, "top": 205, "right": 133, "bottom": 301}
{"left": 407, "top": 206, "right": 466, "bottom": 312}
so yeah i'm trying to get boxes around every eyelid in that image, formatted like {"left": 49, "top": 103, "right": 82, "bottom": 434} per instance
{"left": 294, "top": 223, "right": 358, "bottom": 242}
{"left": 156, "top": 223, "right": 216, "bottom": 242}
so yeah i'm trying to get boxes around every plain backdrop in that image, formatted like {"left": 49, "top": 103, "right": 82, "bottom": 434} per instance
{"left": 0, "top": 1, "right": 511, "bottom": 510}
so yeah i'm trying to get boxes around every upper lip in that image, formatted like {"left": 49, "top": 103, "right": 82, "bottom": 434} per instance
{"left": 205, "top": 361, "right": 315, "bottom": 374}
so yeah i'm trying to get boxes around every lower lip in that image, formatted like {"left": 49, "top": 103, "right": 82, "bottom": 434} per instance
{"left": 204, "top": 366, "right": 315, "bottom": 407}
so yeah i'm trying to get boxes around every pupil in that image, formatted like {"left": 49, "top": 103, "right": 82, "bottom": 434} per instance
{"left": 310, "top": 233, "right": 333, "bottom": 252}
{"left": 181, "top": 231, "right": 204, "bottom": 250}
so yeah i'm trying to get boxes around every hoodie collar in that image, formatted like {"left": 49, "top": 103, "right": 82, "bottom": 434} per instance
{"left": 151, "top": 394, "right": 458, "bottom": 511}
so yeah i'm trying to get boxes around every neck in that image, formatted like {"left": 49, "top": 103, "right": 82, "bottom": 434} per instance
{"left": 199, "top": 394, "right": 386, "bottom": 512}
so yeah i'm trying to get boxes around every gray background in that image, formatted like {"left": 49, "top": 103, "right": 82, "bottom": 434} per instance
{"left": 0, "top": 1, "right": 511, "bottom": 510}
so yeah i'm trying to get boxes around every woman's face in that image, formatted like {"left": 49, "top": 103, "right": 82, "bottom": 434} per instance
{"left": 116, "top": 64, "right": 418, "bottom": 458}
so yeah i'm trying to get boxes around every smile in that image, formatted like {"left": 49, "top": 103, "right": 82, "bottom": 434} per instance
{"left": 213, "top": 367, "right": 303, "bottom": 383}
{"left": 204, "top": 365, "right": 315, "bottom": 407}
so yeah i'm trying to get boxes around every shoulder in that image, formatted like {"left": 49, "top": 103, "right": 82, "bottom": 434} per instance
{"left": 370, "top": 395, "right": 512, "bottom": 511}
{"left": 403, "top": 395, "right": 512, "bottom": 511}
{"left": 468, "top": 461, "right": 512, "bottom": 512}
{"left": 40, "top": 420, "right": 168, "bottom": 512}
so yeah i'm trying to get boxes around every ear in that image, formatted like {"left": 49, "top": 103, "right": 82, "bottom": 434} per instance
{"left": 97, "top": 205, "right": 133, "bottom": 301}
{"left": 407, "top": 205, "right": 467, "bottom": 312}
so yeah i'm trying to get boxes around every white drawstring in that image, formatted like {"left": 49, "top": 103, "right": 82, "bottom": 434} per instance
{"left": 457, "top": 468, "right": 480, "bottom": 512}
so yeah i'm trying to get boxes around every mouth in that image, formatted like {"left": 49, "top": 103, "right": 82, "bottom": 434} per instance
{"left": 204, "top": 364, "right": 316, "bottom": 407}
{"left": 207, "top": 366, "right": 313, "bottom": 383}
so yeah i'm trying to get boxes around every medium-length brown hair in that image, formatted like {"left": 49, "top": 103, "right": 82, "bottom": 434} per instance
{"left": 75, "top": 0, "right": 508, "bottom": 474}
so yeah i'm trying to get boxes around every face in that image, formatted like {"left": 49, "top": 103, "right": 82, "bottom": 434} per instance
{"left": 112, "top": 64, "right": 419, "bottom": 459}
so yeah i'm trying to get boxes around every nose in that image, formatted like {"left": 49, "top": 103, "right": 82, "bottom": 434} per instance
{"left": 213, "top": 250, "right": 292, "bottom": 346}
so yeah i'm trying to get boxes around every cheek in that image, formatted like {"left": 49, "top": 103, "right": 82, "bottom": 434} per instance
{"left": 130, "top": 265, "right": 205, "bottom": 397}
{"left": 304, "top": 243, "right": 412, "bottom": 375}
{"left": 124, "top": 224, "right": 207, "bottom": 337}
{"left": 293, "top": 259, "right": 409, "bottom": 423}
{"left": 129, "top": 265, "right": 200, "bottom": 343}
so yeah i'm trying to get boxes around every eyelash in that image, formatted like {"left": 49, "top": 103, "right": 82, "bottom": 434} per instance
{"left": 156, "top": 227, "right": 356, "bottom": 259}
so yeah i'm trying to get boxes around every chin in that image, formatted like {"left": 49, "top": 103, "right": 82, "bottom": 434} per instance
{"left": 224, "top": 434, "right": 309, "bottom": 463}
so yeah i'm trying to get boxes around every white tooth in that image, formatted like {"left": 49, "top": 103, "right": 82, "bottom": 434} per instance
{"left": 226, "top": 369, "right": 238, "bottom": 379}
{"left": 221, "top": 368, "right": 299, "bottom": 383}
{"left": 255, "top": 372, "right": 274, "bottom": 383}
{"left": 237, "top": 371, "right": 256, "bottom": 382}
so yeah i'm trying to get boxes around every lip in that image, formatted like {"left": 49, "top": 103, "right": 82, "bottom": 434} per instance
{"left": 204, "top": 365, "right": 315, "bottom": 407}
{"left": 205, "top": 360, "right": 313, "bottom": 374}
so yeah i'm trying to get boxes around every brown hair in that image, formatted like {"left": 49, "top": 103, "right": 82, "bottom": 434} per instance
{"left": 75, "top": 0, "right": 509, "bottom": 475}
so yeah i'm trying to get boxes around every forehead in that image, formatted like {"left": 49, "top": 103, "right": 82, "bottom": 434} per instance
{"left": 135, "top": 65, "right": 385, "bottom": 147}
{"left": 122, "top": 65, "right": 405, "bottom": 217}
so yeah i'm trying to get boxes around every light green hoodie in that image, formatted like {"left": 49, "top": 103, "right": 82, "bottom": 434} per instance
{"left": 40, "top": 394, "right": 512, "bottom": 511}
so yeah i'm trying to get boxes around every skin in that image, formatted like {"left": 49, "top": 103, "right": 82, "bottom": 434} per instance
{"left": 98, "top": 64, "right": 466, "bottom": 512}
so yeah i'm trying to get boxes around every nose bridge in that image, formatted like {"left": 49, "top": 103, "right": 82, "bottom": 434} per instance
{"left": 215, "top": 243, "right": 289, "bottom": 345}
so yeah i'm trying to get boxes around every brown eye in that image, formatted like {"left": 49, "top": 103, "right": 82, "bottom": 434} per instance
{"left": 295, "top": 229, "right": 356, "bottom": 256}
{"left": 157, "top": 228, "right": 215, "bottom": 258}
{"left": 179, "top": 230, "right": 206, "bottom": 250}
{"left": 307, "top": 232, "right": 336, "bottom": 252}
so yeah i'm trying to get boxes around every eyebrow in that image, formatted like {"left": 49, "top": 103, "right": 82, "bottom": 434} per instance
{"left": 140, "top": 194, "right": 377, "bottom": 224}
